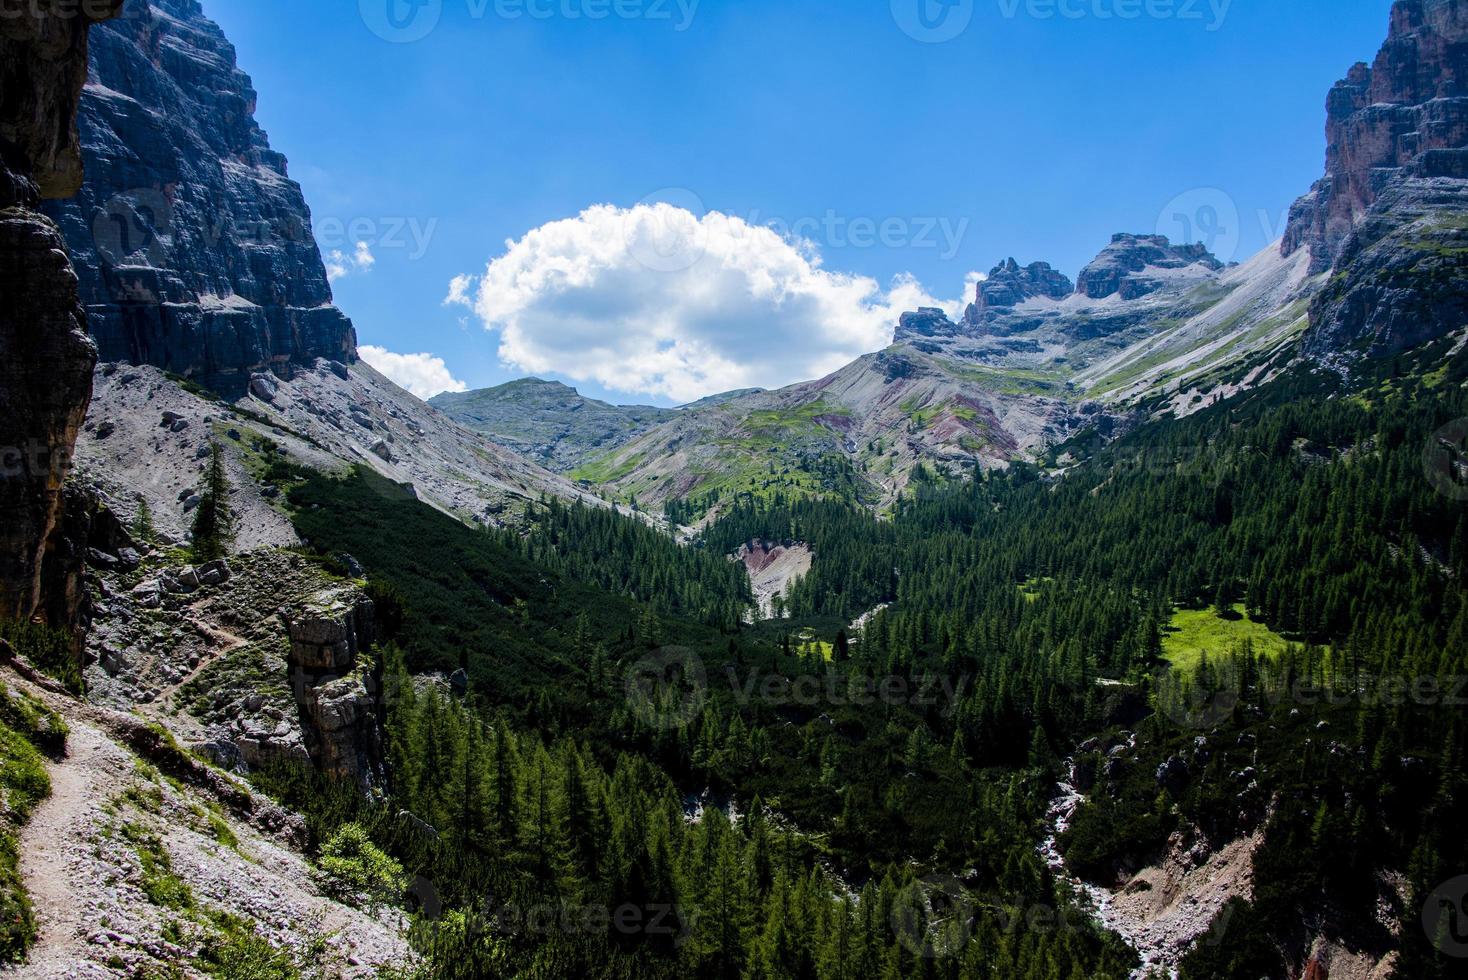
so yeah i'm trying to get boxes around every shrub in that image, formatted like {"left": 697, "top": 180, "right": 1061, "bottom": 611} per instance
{"left": 316, "top": 822, "right": 403, "bottom": 908}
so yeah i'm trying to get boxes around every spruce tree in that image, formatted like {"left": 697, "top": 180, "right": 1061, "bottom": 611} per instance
{"left": 191, "top": 442, "right": 234, "bottom": 562}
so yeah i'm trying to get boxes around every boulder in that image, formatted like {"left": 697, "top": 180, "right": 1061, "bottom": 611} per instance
{"left": 196, "top": 559, "right": 231, "bottom": 587}
{"left": 1156, "top": 754, "right": 1190, "bottom": 794}
{"left": 130, "top": 579, "right": 162, "bottom": 609}
{"left": 249, "top": 373, "right": 279, "bottom": 402}
{"left": 161, "top": 566, "right": 200, "bottom": 594}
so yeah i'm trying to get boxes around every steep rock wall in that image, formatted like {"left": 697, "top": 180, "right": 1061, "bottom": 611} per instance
{"left": 0, "top": 0, "right": 121, "bottom": 629}
{"left": 43, "top": 0, "right": 358, "bottom": 397}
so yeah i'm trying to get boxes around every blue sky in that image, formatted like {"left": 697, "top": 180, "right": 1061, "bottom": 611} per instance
{"left": 205, "top": 0, "right": 1391, "bottom": 406}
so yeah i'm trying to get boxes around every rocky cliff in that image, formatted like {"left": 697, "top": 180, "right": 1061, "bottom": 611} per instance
{"left": 1290, "top": 0, "right": 1468, "bottom": 358}
{"left": 1076, "top": 233, "right": 1225, "bottom": 300}
{"left": 1283, "top": 0, "right": 1468, "bottom": 272}
{"left": 0, "top": 0, "right": 121, "bottom": 630}
{"left": 964, "top": 258, "right": 1074, "bottom": 320}
{"left": 42, "top": 0, "right": 358, "bottom": 397}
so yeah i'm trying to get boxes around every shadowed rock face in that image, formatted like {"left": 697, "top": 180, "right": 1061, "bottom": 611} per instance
{"left": 0, "top": 0, "right": 121, "bottom": 627}
{"left": 1283, "top": 0, "right": 1468, "bottom": 272}
{"left": 42, "top": 0, "right": 357, "bottom": 398}
{"left": 965, "top": 258, "right": 1074, "bottom": 319}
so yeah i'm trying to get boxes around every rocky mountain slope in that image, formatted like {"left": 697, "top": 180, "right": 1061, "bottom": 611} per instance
{"left": 1, "top": 7, "right": 413, "bottom": 976}
{"left": 569, "top": 230, "right": 1317, "bottom": 512}
{"left": 35, "top": 0, "right": 593, "bottom": 534}
{"left": 1291, "top": 0, "right": 1468, "bottom": 360}
{"left": 430, "top": 377, "right": 676, "bottom": 472}
{"left": 74, "top": 359, "right": 598, "bottom": 552}
{"left": 567, "top": 0, "right": 1468, "bottom": 517}
{"left": 41, "top": 0, "right": 357, "bottom": 398}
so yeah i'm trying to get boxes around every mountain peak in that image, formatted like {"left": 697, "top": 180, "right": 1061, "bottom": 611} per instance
{"left": 1075, "top": 233, "right": 1223, "bottom": 300}
{"left": 966, "top": 258, "right": 1074, "bottom": 319}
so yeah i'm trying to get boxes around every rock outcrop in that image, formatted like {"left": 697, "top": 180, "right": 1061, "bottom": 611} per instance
{"left": 965, "top": 258, "right": 1074, "bottom": 321}
{"left": 1283, "top": 0, "right": 1468, "bottom": 272}
{"left": 0, "top": 0, "right": 121, "bottom": 630}
{"left": 895, "top": 307, "right": 962, "bottom": 340}
{"left": 1290, "top": 0, "right": 1468, "bottom": 358}
{"left": 284, "top": 589, "right": 385, "bottom": 792}
{"left": 1076, "top": 234, "right": 1224, "bottom": 300}
{"left": 1303, "top": 175, "right": 1468, "bottom": 358}
{"left": 42, "top": 0, "right": 358, "bottom": 397}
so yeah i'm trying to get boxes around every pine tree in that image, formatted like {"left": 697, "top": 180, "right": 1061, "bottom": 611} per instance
{"left": 133, "top": 496, "right": 154, "bottom": 544}
{"left": 190, "top": 443, "right": 234, "bottom": 562}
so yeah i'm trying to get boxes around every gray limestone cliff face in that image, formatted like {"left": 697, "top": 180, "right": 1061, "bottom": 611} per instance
{"left": 42, "top": 0, "right": 357, "bottom": 397}
{"left": 0, "top": 0, "right": 121, "bottom": 629}
{"left": 1291, "top": 0, "right": 1468, "bottom": 358}
{"left": 1075, "top": 234, "right": 1223, "bottom": 301}
{"left": 1283, "top": 0, "right": 1468, "bottom": 273}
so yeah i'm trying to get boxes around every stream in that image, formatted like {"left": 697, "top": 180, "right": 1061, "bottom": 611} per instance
{"left": 1039, "top": 736, "right": 1181, "bottom": 980}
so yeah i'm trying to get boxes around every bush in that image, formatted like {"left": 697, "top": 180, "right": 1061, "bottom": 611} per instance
{"left": 0, "top": 621, "right": 83, "bottom": 695}
{"left": 317, "top": 822, "right": 404, "bottom": 908}
{"left": 0, "top": 829, "right": 36, "bottom": 964}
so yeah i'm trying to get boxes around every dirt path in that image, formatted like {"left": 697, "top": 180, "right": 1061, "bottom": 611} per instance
{"left": 9, "top": 716, "right": 132, "bottom": 979}
{"left": 154, "top": 614, "right": 249, "bottom": 709}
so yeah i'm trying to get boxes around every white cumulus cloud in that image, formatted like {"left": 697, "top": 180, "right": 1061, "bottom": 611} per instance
{"left": 326, "top": 241, "right": 376, "bottom": 282}
{"left": 359, "top": 345, "right": 468, "bottom": 400}
{"left": 447, "top": 203, "right": 971, "bottom": 403}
